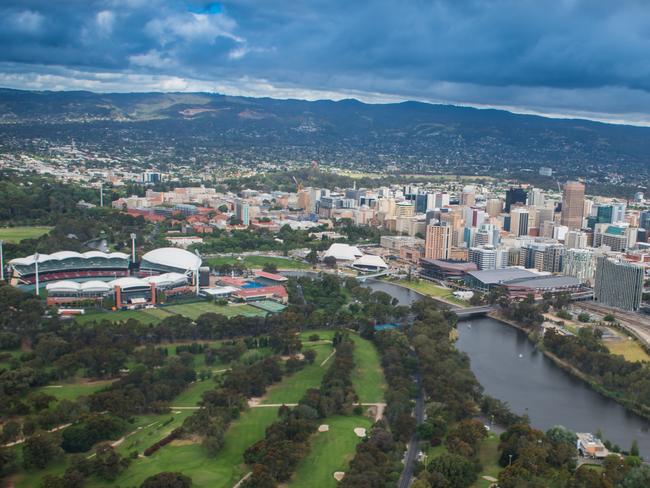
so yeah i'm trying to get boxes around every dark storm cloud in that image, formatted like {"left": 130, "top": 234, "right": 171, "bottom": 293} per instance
{"left": 1, "top": 0, "right": 649, "bottom": 124}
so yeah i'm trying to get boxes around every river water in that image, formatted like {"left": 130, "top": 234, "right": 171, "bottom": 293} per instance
{"left": 365, "top": 277, "right": 650, "bottom": 456}
{"left": 285, "top": 272, "right": 650, "bottom": 455}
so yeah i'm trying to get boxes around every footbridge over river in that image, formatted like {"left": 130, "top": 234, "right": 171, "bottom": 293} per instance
{"left": 454, "top": 305, "right": 494, "bottom": 319}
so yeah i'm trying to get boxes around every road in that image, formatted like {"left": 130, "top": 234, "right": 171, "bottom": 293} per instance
{"left": 579, "top": 302, "right": 650, "bottom": 346}
{"left": 398, "top": 371, "right": 424, "bottom": 488}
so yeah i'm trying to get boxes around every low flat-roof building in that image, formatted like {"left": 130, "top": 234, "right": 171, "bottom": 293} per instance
{"left": 420, "top": 259, "right": 478, "bottom": 281}
{"left": 503, "top": 275, "right": 582, "bottom": 299}
{"left": 465, "top": 267, "right": 538, "bottom": 292}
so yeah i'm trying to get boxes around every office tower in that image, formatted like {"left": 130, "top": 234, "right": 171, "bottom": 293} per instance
{"left": 434, "top": 192, "right": 450, "bottom": 208}
{"left": 528, "top": 188, "right": 545, "bottom": 207}
{"left": 640, "top": 211, "right": 650, "bottom": 231}
{"left": 485, "top": 198, "right": 503, "bottom": 218}
{"left": 561, "top": 181, "right": 585, "bottom": 229}
{"left": 565, "top": 231, "right": 588, "bottom": 249}
{"left": 464, "top": 207, "right": 486, "bottom": 228}
{"left": 424, "top": 224, "right": 452, "bottom": 260}
{"left": 297, "top": 190, "right": 311, "bottom": 211}
{"left": 552, "top": 225, "right": 568, "bottom": 242}
{"left": 594, "top": 257, "right": 644, "bottom": 311}
{"left": 510, "top": 208, "right": 530, "bottom": 236}
{"left": 415, "top": 193, "right": 429, "bottom": 213}
{"left": 234, "top": 199, "right": 250, "bottom": 226}
{"left": 505, "top": 187, "right": 528, "bottom": 213}
{"left": 611, "top": 203, "right": 627, "bottom": 223}
{"left": 594, "top": 224, "right": 635, "bottom": 252}
{"left": 519, "top": 242, "right": 565, "bottom": 273}
{"left": 469, "top": 246, "right": 498, "bottom": 270}
{"left": 588, "top": 204, "right": 613, "bottom": 229}
{"left": 475, "top": 223, "right": 500, "bottom": 247}
{"left": 395, "top": 201, "right": 415, "bottom": 218}
{"left": 460, "top": 186, "right": 476, "bottom": 206}
{"left": 563, "top": 248, "right": 595, "bottom": 285}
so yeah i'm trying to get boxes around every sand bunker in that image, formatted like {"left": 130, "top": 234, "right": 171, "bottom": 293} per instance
{"left": 353, "top": 427, "right": 367, "bottom": 437}
{"left": 318, "top": 424, "right": 330, "bottom": 432}
{"left": 333, "top": 472, "right": 345, "bottom": 481}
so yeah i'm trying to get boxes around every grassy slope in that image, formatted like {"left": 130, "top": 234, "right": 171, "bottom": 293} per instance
{"left": 287, "top": 415, "right": 374, "bottom": 488}
{"left": 349, "top": 335, "right": 386, "bottom": 403}
{"left": 392, "top": 279, "right": 469, "bottom": 307}
{"left": 0, "top": 226, "right": 52, "bottom": 243}
{"left": 604, "top": 337, "right": 650, "bottom": 363}
{"left": 206, "top": 255, "right": 310, "bottom": 270}
{"left": 471, "top": 432, "right": 502, "bottom": 488}
{"left": 35, "top": 380, "right": 115, "bottom": 402}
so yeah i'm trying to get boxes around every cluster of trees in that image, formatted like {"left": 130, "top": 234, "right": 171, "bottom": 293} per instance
{"left": 544, "top": 328, "right": 650, "bottom": 417}
{"left": 182, "top": 356, "right": 299, "bottom": 458}
{"left": 242, "top": 334, "right": 357, "bottom": 487}
{"left": 341, "top": 328, "right": 417, "bottom": 487}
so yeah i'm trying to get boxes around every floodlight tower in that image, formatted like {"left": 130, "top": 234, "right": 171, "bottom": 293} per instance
{"left": 130, "top": 233, "right": 137, "bottom": 263}
{"left": 0, "top": 240, "right": 4, "bottom": 281}
{"left": 34, "top": 253, "right": 40, "bottom": 295}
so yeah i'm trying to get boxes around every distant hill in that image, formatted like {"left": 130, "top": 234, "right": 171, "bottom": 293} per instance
{"left": 0, "top": 88, "right": 649, "bottom": 180}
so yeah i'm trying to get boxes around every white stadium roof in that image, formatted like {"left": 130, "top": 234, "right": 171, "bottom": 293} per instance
{"left": 323, "top": 243, "right": 363, "bottom": 261}
{"left": 143, "top": 272, "right": 188, "bottom": 287}
{"left": 10, "top": 251, "right": 129, "bottom": 266}
{"left": 109, "top": 277, "right": 150, "bottom": 289}
{"left": 46, "top": 280, "right": 112, "bottom": 293}
{"left": 352, "top": 254, "right": 388, "bottom": 270}
{"left": 141, "top": 247, "right": 202, "bottom": 271}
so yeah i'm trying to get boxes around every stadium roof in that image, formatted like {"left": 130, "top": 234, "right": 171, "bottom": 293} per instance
{"left": 323, "top": 243, "right": 363, "bottom": 261}
{"left": 466, "top": 267, "right": 538, "bottom": 285}
{"left": 109, "top": 277, "right": 150, "bottom": 289}
{"left": 46, "top": 280, "right": 112, "bottom": 293}
{"left": 143, "top": 272, "right": 188, "bottom": 287}
{"left": 10, "top": 251, "right": 129, "bottom": 266}
{"left": 141, "top": 247, "right": 202, "bottom": 271}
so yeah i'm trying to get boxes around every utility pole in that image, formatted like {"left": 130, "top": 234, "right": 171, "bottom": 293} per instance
{"left": 130, "top": 233, "right": 137, "bottom": 263}
{"left": 34, "top": 253, "right": 40, "bottom": 296}
{"left": 0, "top": 240, "right": 4, "bottom": 281}
{"left": 100, "top": 183, "right": 103, "bottom": 207}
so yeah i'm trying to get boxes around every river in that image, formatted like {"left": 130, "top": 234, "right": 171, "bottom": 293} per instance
{"left": 363, "top": 277, "right": 650, "bottom": 456}
{"left": 284, "top": 272, "right": 650, "bottom": 455}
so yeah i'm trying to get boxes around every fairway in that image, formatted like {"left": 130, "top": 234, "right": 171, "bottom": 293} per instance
{"left": 0, "top": 226, "right": 52, "bottom": 243}
{"left": 288, "top": 415, "right": 374, "bottom": 488}
{"left": 206, "top": 255, "right": 310, "bottom": 270}
{"left": 36, "top": 379, "right": 114, "bottom": 401}
{"left": 349, "top": 335, "right": 386, "bottom": 403}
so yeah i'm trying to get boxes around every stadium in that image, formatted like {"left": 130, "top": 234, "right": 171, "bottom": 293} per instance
{"left": 9, "top": 247, "right": 201, "bottom": 309}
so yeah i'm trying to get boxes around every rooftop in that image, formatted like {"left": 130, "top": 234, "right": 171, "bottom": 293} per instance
{"left": 466, "top": 267, "right": 538, "bottom": 285}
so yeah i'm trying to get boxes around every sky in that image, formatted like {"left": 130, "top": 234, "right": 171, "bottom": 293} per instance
{"left": 1, "top": 0, "right": 650, "bottom": 125}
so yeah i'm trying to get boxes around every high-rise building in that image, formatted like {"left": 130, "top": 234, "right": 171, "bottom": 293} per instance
{"left": 424, "top": 224, "right": 452, "bottom": 260}
{"left": 594, "top": 257, "right": 644, "bottom": 311}
{"left": 469, "top": 246, "right": 498, "bottom": 270}
{"left": 565, "top": 231, "right": 588, "bottom": 249}
{"left": 562, "top": 248, "right": 595, "bottom": 285}
{"left": 519, "top": 242, "right": 565, "bottom": 273}
{"left": 561, "top": 181, "right": 585, "bottom": 230}
{"left": 611, "top": 203, "right": 627, "bottom": 223}
{"left": 640, "top": 211, "right": 650, "bottom": 231}
{"left": 510, "top": 208, "right": 530, "bottom": 237}
{"left": 234, "top": 199, "right": 250, "bottom": 226}
{"left": 505, "top": 187, "right": 528, "bottom": 213}
{"left": 485, "top": 198, "right": 503, "bottom": 218}
{"left": 460, "top": 186, "right": 476, "bottom": 206}
{"left": 395, "top": 201, "right": 415, "bottom": 218}
{"left": 528, "top": 188, "right": 545, "bottom": 207}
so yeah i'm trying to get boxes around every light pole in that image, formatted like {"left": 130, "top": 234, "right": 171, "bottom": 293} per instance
{"left": 0, "top": 240, "right": 4, "bottom": 281}
{"left": 508, "top": 454, "right": 513, "bottom": 466}
{"left": 34, "top": 252, "right": 40, "bottom": 296}
{"left": 130, "top": 233, "right": 136, "bottom": 263}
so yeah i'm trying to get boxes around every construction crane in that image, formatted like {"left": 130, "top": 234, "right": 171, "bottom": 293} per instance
{"left": 292, "top": 176, "right": 303, "bottom": 192}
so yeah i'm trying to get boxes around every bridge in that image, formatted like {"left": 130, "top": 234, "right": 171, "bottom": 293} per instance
{"left": 355, "top": 270, "right": 394, "bottom": 281}
{"left": 454, "top": 305, "right": 494, "bottom": 319}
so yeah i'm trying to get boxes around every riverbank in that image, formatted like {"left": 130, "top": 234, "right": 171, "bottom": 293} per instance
{"left": 487, "top": 311, "right": 650, "bottom": 423}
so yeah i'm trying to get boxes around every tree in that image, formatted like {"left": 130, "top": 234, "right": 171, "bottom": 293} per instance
{"left": 141, "top": 472, "right": 193, "bottom": 488}
{"left": 428, "top": 452, "right": 478, "bottom": 488}
{"left": 303, "top": 349, "right": 317, "bottom": 364}
{"left": 630, "top": 439, "right": 639, "bottom": 457}
{"left": 92, "top": 445, "right": 130, "bottom": 481}
{"left": 0, "top": 420, "right": 21, "bottom": 443}
{"left": 323, "top": 256, "right": 337, "bottom": 268}
{"left": 22, "top": 433, "right": 62, "bottom": 469}
{"left": 262, "top": 262, "right": 278, "bottom": 273}
{"left": 620, "top": 464, "right": 650, "bottom": 488}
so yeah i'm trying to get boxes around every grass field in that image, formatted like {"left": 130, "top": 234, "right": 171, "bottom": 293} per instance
{"left": 392, "top": 279, "right": 469, "bottom": 307}
{"left": 288, "top": 415, "right": 374, "bottom": 488}
{"left": 36, "top": 379, "right": 114, "bottom": 401}
{"left": 0, "top": 226, "right": 52, "bottom": 243}
{"left": 604, "top": 337, "right": 650, "bottom": 362}
{"left": 471, "top": 432, "right": 502, "bottom": 488}
{"left": 76, "top": 301, "right": 266, "bottom": 325}
{"left": 206, "top": 255, "right": 310, "bottom": 270}
{"left": 349, "top": 335, "right": 386, "bottom": 403}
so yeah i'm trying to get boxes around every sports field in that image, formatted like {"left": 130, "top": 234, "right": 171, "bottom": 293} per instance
{"left": 75, "top": 301, "right": 266, "bottom": 325}
{"left": 206, "top": 255, "right": 310, "bottom": 270}
{"left": 0, "top": 226, "right": 52, "bottom": 243}
{"left": 288, "top": 415, "right": 374, "bottom": 488}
